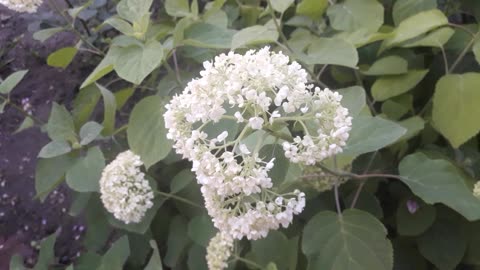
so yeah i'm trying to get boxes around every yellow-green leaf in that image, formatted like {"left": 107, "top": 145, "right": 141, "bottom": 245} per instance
{"left": 47, "top": 47, "right": 78, "bottom": 68}
{"left": 372, "top": 70, "right": 428, "bottom": 101}
{"left": 432, "top": 73, "right": 480, "bottom": 147}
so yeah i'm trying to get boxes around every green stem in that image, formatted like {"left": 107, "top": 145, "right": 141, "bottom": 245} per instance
{"left": 62, "top": 0, "right": 92, "bottom": 36}
{"left": 233, "top": 255, "right": 263, "bottom": 269}
{"left": 154, "top": 190, "right": 204, "bottom": 209}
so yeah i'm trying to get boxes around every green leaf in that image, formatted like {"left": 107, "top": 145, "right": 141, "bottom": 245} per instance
{"left": 35, "top": 155, "right": 76, "bottom": 201}
{"left": 231, "top": 25, "right": 279, "bottom": 50}
{"left": 187, "top": 215, "right": 216, "bottom": 247}
{"left": 73, "top": 84, "right": 101, "bottom": 127}
{"left": 117, "top": 0, "right": 152, "bottom": 23}
{"left": 381, "top": 94, "right": 412, "bottom": 120}
{"left": 362, "top": 56, "right": 408, "bottom": 76}
{"left": 111, "top": 40, "right": 164, "bottom": 85}
{"left": 165, "top": 0, "right": 190, "bottom": 17}
{"left": 46, "top": 103, "right": 77, "bottom": 143}
{"left": 250, "top": 231, "right": 298, "bottom": 270}
{"left": 114, "top": 87, "right": 134, "bottom": 110}
{"left": 33, "top": 27, "right": 63, "bottom": 42}
{"left": 343, "top": 116, "right": 406, "bottom": 156}
{"left": 187, "top": 245, "right": 208, "bottom": 270}
{"left": 327, "top": 0, "right": 384, "bottom": 34}
{"left": 9, "top": 254, "right": 24, "bottom": 270}
{"left": 396, "top": 197, "right": 436, "bottom": 236}
{"left": 473, "top": 39, "right": 480, "bottom": 65}
{"left": 76, "top": 252, "right": 102, "bottom": 270}
{"left": 345, "top": 192, "right": 383, "bottom": 219}
{"left": 383, "top": 9, "right": 448, "bottom": 48}
{"left": 399, "top": 152, "right": 480, "bottom": 220}
{"left": 371, "top": 70, "right": 428, "bottom": 101}
{"left": 401, "top": 27, "right": 454, "bottom": 48}
{"left": 170, "top": 169, "right": 194, "bottom": 194}
{"left": 305, "top": 38, "right": 358, "bottom": 68}
{"left": 66, "top": 147, "right": 105, "bottom": 192}
{"left": 145, "top": 240, "right": 163, "bottom": 270}
{"left": 270, "top": 0, "right": 294, "bottom": 13}
{"left": 296, "top": 0, "right": 328, "bottom": 19}
{"left": 336, "top": 86, "right": 366, "bottom": 118}
{"left": 34, "top": 232, "right": 57, "bottom": 270}
{"left": 98, "top": 236, "right": 130, "bottom": 270}
{"left": 14, "top": 116, "right": 34, "bottom": 134}
{"left": 47, "top": 47, "right": 77, "bottom": 68}
{"left": 184, "top": 23, "right": 236, "bottom": 49}
{"left": 464, "top": 221, "right": 480, "bottom": 265}
{"left": 127, "top": 95, "right": 172, "bottom": 168}
{"left": 302, "top": 209, "right": 393, "bottom": 270}
{"left": 0, "top": 70, "right": 28, "bottom": 94}
{"left": 398, "top": 116, "right": 425, "bottom": 141}
{"left": 97, "top": 84, "right": 117, "bottom": 135}
{"left": 79, "top": 121, "right": 103, "bottom": 145}
{"left": 105, "top": 17, "right": 134, "bottom": 36}
{"left": 432, "top": 73, "right": 480, "bottom": 148}
{"left": 417, "top": 219, "right": 466, "bottom": 270}
{"left": 392, "top": 0, "right": 437, "bottom": 25}
{"left": 164, "top": 216, "right": 190, "bottom": 267}
{"left": 38, "top": 140, "right": 71, "bottom": 158}
{"left": 80, "top": 49, "right": 116, "bottom": 89}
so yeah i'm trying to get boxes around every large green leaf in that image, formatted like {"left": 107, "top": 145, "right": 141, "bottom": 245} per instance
{"left": 306, "top": 38, "right": 358, "bottom": 68}
{"left": 296, "top": 0, "right": 327, "bottom": 19}
{"left": 184, "top": 23, "right": 236, "bottom": 49}
{"left": 145, "top": 240, "right": 163, "bottom": 270}
{"left": 111, "top": 40, "right": 164, "bottom": 85}
{"left": 383, "top": 9, "right": 448, "bottom": 48}
{"left": 342, "top": 116, "right": 406, "bottom": 156}
{"left": 371, "top": 70, "right": 428, "bottom": 101}
{"left": 47, "top": 47, "right": 77, "bottom": 68}
{"left": 97, "top": 84, "right": 117, "bottom": 135}
{"left": 38, "top": 140, "right": 71, "bottom": 158}
{"left": 417, "top": 219, "right": 467, "bottom": 270}
{"left": 401, "top": 27, "right": 454, "bottom": 48}
{"left": 80, "top": 49, "right": 117, "bottom": 89}
{"left": 98, "top": 236, "right": 130, "bottom": 270}
{"left": 396, "top": 198, "right": 436, "bottom": 236}
{"left": 34, "top": 232, "right": 57, "bottom": 270}
{"left": 336, "top": 86, "right": 366, "bottom": 117}
{"left": 432, "top": 73, "right": 480, "bottom": 148}
{"left": 327, "top": 0, "right": 384, "bottom": 34}
{"left": 270, "top": 0, "right": 294, "bottom": 13}
{"left": 249, "top": 231, "right": 298, "bottom": 270}
{"left": 66, "top": 146, "right": 105, "bottom": 192}
{"left": 35, "top": 155, "right": 76, "bottom": 201}
{"left": 0, "top": 70, "right": 28, "bottom": 94}
{"left": 117, "top": 0, "right": 152, "bottom": 23}
{"left": 392, "top": 0, "right": 437, "bottom": 25}
{"left": 73, "top": 84, "right": 101, "bottom": 127}
{"left": 33, "top": 27, "right": 63, "bottom": 42}
{"left": 165, "top": 0, "right": 190, "bottom": 17}
{"left": 127, "top": 95, "right": 172, "bottom": 168}
{"left": 46, "top": 103, "right": 77, "bottom": 143}
{"left": 231, "top": 25, "right": 279, "bottom": 50}
{"left": 302, "top": 209, "right": 393, "bottom": 270}
{"left": 362, "top": 56, "right": 408, "bottom": 76}
{"left": 187, "top": 215, "right": 216, "bottom": 247}
{"left": 164, "top": 216, "right": 190, "bottom": 267}
{"left": 79, "top": 121, "right": 103, "bottom": 145}
{"left": 399, "top": 153, "right": 480, "bottom": 220}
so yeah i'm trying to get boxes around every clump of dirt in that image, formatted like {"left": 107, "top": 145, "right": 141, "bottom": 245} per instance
{"left": 0, "top": 3, "right": 93, "bottom": 268}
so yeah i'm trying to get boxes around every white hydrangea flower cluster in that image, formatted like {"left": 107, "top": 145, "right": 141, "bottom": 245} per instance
{"left": 0, "top": 0, "right": 42, "bottom": 13}
{"left": 164, "top": 47, "right": 350, "bottom": 269}
{"left": 99, "top": 150, "right": 154, "bottom": 224}
{"left": 474, "top": 181, "right": 480, "bottom": 198}
{"left": 206, "top": 232, "right": 234, "bottom": 270}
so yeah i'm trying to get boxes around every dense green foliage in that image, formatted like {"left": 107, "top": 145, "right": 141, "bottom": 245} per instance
{"left": 3, "top": 0, "right": 480, "bottom": 269}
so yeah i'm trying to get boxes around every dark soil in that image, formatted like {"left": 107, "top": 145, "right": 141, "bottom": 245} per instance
{"left": 0, "top": 3, "right": 91, "bottom": 269}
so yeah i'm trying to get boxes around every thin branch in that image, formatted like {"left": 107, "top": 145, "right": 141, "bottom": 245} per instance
{"left": 154, "top": 190, "right": 204, "bottom": 209}
{"left": 313, "top": 163, "right": 403, "bottom": 181}
{"left": 62, "top": 0, "right": 92, "bottom": 36}
{"left": 350, "top": 151, "right": 378, "bottom": 208}
{"left": 334, "top": 183, "right": 342, "bottom": 217}
{"left": 172, "top": 49, "right": 183, "bottom": 84}
{"left": 448, "top": 31, "right": 479, "bottom": 73}
{"left": 232, "top": 255, "right": 263, "bottom": 269}
{"left": 0, "top": 95, "right": 45, "bottom": 125}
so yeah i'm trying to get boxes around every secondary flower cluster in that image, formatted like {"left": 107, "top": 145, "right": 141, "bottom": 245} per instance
{"left": 474, "top": 181, "right": 480, "bottom": 198}
{"left": 0, "top": 0, "right": 42, "bottom": 13}
{"left": 206, "top": 232, "right": 234, "bottom": 270}
{"left": 99, "top": 150, "right": 154, "bottom": 224}
{"left": 164, "top": 47, "right": 351, "bottom": 269}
